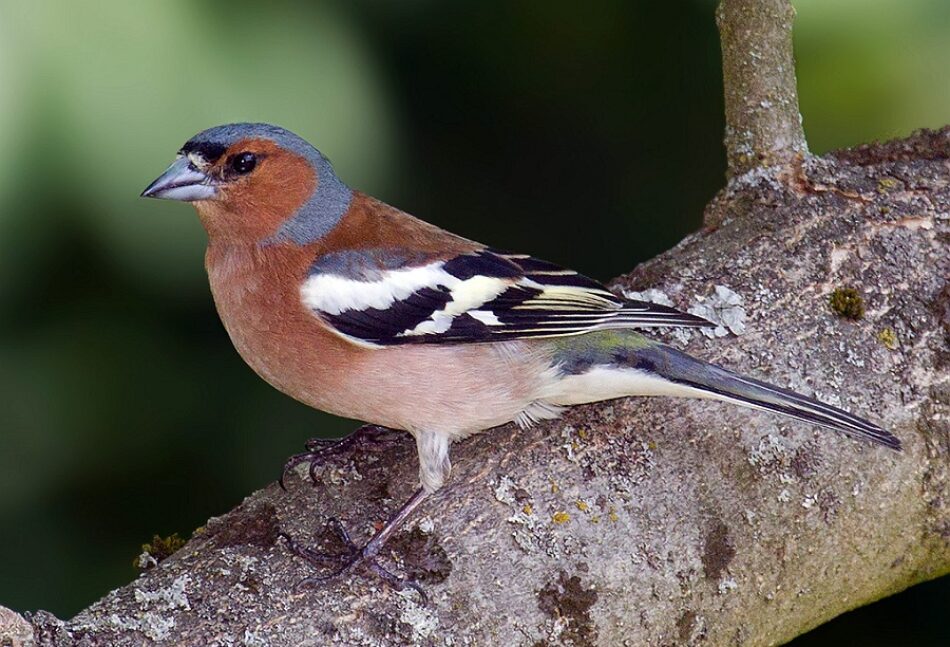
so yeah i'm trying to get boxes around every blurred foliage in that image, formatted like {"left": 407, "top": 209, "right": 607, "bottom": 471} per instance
{"left": 0, "top": 0, "right": 946, "bottom": 643}
{"left": 795, "top": 0, "right": 950, "bottom": 151}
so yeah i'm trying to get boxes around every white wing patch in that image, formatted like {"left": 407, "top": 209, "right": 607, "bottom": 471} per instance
{"left": 403, "top": 274, "right": 510, "bottom": 336}
{"left": 469, "top": 310, "right": 502, "bottom": 326}
{"left": 301, "top": 263, "right": 454, "bottom": 315}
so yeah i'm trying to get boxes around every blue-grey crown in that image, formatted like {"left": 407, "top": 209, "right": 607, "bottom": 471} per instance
{"left": 181, "top": 123, "right": 322, "bottom": 166}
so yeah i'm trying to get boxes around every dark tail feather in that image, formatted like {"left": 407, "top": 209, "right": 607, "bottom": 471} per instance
{"left": 642, "top": 343, "right": 901, "bottom": 450}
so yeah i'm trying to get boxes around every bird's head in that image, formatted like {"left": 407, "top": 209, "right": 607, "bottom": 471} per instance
{"left": 142, "top": 123, "right": 352, "bottom": 243}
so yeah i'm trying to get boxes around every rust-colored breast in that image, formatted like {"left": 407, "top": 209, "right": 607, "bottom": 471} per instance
{"left": 204, "top": 240, "right": 361, "bottom": 418}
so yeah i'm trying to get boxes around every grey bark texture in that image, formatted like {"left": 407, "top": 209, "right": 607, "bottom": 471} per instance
{"left": 4, "top": 127, "right": 948, "bottom": 646}
{"left": 716, "top": 0, "right": 809, "bottom": 177}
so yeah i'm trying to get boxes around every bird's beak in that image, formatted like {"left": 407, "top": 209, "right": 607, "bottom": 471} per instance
{"left": 141, "top": 157, "right": 217, "bottom": 201}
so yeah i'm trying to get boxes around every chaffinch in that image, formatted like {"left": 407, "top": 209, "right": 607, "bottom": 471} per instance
{"left": 142, "top": 123, "right": 899, "bottom": 593}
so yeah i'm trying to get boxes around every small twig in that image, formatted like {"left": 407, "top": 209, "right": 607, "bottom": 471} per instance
{"left": 716, "top": 0, "right": 808, "bottom": 177}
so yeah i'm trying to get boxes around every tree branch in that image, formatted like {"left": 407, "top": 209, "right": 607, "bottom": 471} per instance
{"left": 8, "top": 127, "right": 949, "bottom": 646}
{"left": 717, "top": 0, "right": 809, "bottom": 177}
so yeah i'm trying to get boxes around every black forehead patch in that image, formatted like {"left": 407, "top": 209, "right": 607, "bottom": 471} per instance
{"left": 180, "top": 139, "right": 228, "bottom": 163}
{"left": 179, "top": 123, "right": 301, "bottom": 165}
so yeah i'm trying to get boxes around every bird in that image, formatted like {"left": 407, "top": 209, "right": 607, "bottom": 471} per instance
{"left": 142, "top": 122, "right": 900, "bottom": 595}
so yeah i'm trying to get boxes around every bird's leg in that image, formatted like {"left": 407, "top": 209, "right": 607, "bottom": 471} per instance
{"left": 280, "top": 424, "right": 395, "bottom": 489}
{"left": 280, "top": 488, "right": 430, "bottom": 602}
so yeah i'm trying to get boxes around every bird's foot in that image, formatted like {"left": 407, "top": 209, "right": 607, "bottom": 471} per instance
{"left": 279, "top": 519, "right": 427, "bottom": 604}
{"left": 279, "top": 424, "right": 396, "bottom": 489}
{"left": 280, "top": 488, "right": 430, "bottom": 602}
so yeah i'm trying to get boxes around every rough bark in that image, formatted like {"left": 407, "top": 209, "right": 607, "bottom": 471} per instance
{"left": 717, "top": 0, "right": 809, "bottom": 177}
{"left": 4, "top": 128, "right": 947, "bottom": 646}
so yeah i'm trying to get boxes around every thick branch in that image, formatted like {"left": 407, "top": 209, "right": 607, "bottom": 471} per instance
{"left": 8, "top": 128, "right": 949, "bottom": 647}
{"left": 717, "top": 0, "right": 809, "bottom": 177}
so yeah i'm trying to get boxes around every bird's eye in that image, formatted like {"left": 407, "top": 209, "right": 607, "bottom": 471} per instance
{"left": 230, "top": 152, "right": 257, "bottom": 175}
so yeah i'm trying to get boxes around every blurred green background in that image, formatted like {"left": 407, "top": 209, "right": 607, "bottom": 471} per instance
{"left": 0, "top": 0, "right": 947, "bottom": 643}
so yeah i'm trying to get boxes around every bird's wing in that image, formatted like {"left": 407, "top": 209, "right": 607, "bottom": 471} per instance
{"left": 301, "top": 247, "right": 713, "bottom": 347}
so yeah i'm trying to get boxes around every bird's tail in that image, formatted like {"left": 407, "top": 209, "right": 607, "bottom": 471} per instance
{"left": 549, "top": 332, "right": 901, "bottom": 450}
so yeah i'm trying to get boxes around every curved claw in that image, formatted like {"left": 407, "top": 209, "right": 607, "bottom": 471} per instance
{"left": 326, "top": 517, "right": 354, "bottom": 548}
{"left": 308, "top": 457, "right": 322, "bottom": 485}
{"left": 278, "top": 443, "right": 338, "bottom": 490}
{"left": 293, "top": 562, "right": 355, "bottom": 591}
{"left": 279, "top": 532, "right": 346, "bottom": 566}
{"left": 279, "top": 451, "right": 319, "bottom": 491}
{"left": 367, "top": 561, "right": 429, "bottom": 605}
{"left": 278, "top": 426, "right": 395, "bottom": 490}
